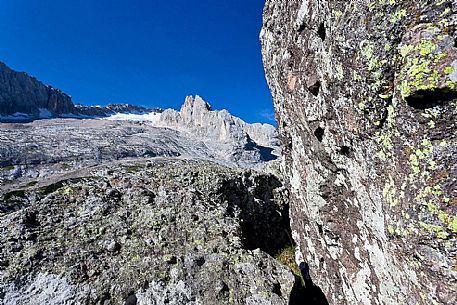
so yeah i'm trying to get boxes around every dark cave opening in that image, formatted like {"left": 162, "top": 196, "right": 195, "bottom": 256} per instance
{"left": 221, "top": 175, "right": 330, "bottom": 305}
{"left": 308, "top": 81, "right": 321, "bottom": 96}
{"left": 317, "top": 23, "right": 326, "bottom": 41}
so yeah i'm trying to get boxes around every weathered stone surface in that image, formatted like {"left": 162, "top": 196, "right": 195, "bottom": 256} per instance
{"left": 0, "top": 159, "right": 295, "bottom": 305}
{"left": 261, "top": 1, "right": 456, "bottom": 304}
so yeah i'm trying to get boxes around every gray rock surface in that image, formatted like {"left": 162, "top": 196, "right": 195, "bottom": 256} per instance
{"left": 0, "top": 158, "right": 296, "bottom": 304}
{"left": 261, "top": 1, "right": 456, "bottom": 305}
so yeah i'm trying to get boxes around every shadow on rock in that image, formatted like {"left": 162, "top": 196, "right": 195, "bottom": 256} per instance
{"left": 288, "top": 262, "right": 329, "bottom": 305}
{"left": 221, "top": 174, "right": 289, "bottom": 255}
{"left": 221, "top": 174, "right": 329, "bottom": 305}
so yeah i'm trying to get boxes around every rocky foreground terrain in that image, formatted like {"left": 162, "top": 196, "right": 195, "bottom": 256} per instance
{"left": 261, "top": 0, "right": 456, "bottom": 304}
{"left": 1, "top": 158, "right": 300, "bottom": 304}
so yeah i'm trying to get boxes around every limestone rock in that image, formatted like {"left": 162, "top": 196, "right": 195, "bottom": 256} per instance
{"left": 155, "top": 95, "right": 280, "bottom": 168}
{"left": 261, "top": 1, "right": 456, "bottom": 304}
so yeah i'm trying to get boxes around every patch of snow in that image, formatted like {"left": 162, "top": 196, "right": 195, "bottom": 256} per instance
{"left": 103, "top": 112, "right": 161, "bottom": 122}
{"left": 38, "top": 108, "right": 52, "bottom": 119}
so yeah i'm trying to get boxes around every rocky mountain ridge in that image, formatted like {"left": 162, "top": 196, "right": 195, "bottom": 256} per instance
{"left": 0, "top": 61, "right": 162, "bottom": 122}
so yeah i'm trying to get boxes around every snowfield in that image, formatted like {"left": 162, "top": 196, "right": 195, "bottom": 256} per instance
{"left": 103, "top": 111, "right": 162, "bottom": 122}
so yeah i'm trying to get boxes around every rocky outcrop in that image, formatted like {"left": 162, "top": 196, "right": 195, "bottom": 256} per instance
{"left": 155, "top": 96, "right": 280, "bottom": 167}
{"left": 0, "top": 62, "right": 74, "bottom": 117}
{"left": 0, "top": 158, "right": 296, "bottom": 304}
{"left": 261, "top": 1, "right": 456, "bottom": 305}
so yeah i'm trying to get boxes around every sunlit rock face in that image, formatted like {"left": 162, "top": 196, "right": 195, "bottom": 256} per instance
{"left": 155, "top": 95, "right": 280, "bottom": 168}
{"left": 261, "top": 1, "right": 456, "bottom": 304}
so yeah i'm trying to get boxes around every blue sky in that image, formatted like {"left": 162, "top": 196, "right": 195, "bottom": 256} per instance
{"left": 0, "top": 0, "right": 275, "bottom": 123}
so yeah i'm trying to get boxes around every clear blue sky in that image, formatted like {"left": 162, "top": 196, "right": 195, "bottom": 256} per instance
{"left": 0, "top": 0, "right": 275, "bottom": 123}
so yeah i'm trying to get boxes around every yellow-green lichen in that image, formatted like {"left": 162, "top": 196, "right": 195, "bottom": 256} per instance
{"left": 398, "top": 26, "right": 457, "bottom": 99}
{"left": 444, "top": 66, "right": 454, "bottom": 75}
{"left": 360, "top": 40, "right": 374, "bottom": 60}
{"left": 383, "top": 175, "right": 398, "bottom": 207}
{"left": 409, "top": 154, "right": 420, "bottom": 175}
{"left": 334, "top": 10, "right": 343, "bottom": 17}
{"left": 390, "top": 9, "right": 407, "bottom": 23}
{"left": 378, "top": 150, "right": 387, "bottom": 161}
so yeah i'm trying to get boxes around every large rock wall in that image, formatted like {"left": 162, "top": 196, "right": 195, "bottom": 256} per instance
{"left": 261, "top": 1, "right": 456, "bottom": 304}
{"left": 0, "top": 62, "right": 74, "bottom": 116}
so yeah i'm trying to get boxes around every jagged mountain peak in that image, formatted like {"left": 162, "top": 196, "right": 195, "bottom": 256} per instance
{"left": 181, "top": 95, "right": 212, "bottom": 112}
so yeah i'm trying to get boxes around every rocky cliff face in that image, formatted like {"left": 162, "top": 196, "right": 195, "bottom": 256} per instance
{"left": 0, "top": 62, "right": 74, "bottom": 117}
{"left": 155, "top": 95, "right": 280, "bottom": 167}
{"left": 0, "top": 61, "right": 162, "bottom": 121}
{"left": 261, "top": 1, "right": 456, "bottom": 304}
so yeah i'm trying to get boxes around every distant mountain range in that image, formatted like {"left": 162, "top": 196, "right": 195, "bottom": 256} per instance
{"left": 0, "top": 60, "right": 280, "bottom": 171}
{"left": 0, "top": 61, "right": 161, "bottom": 122}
